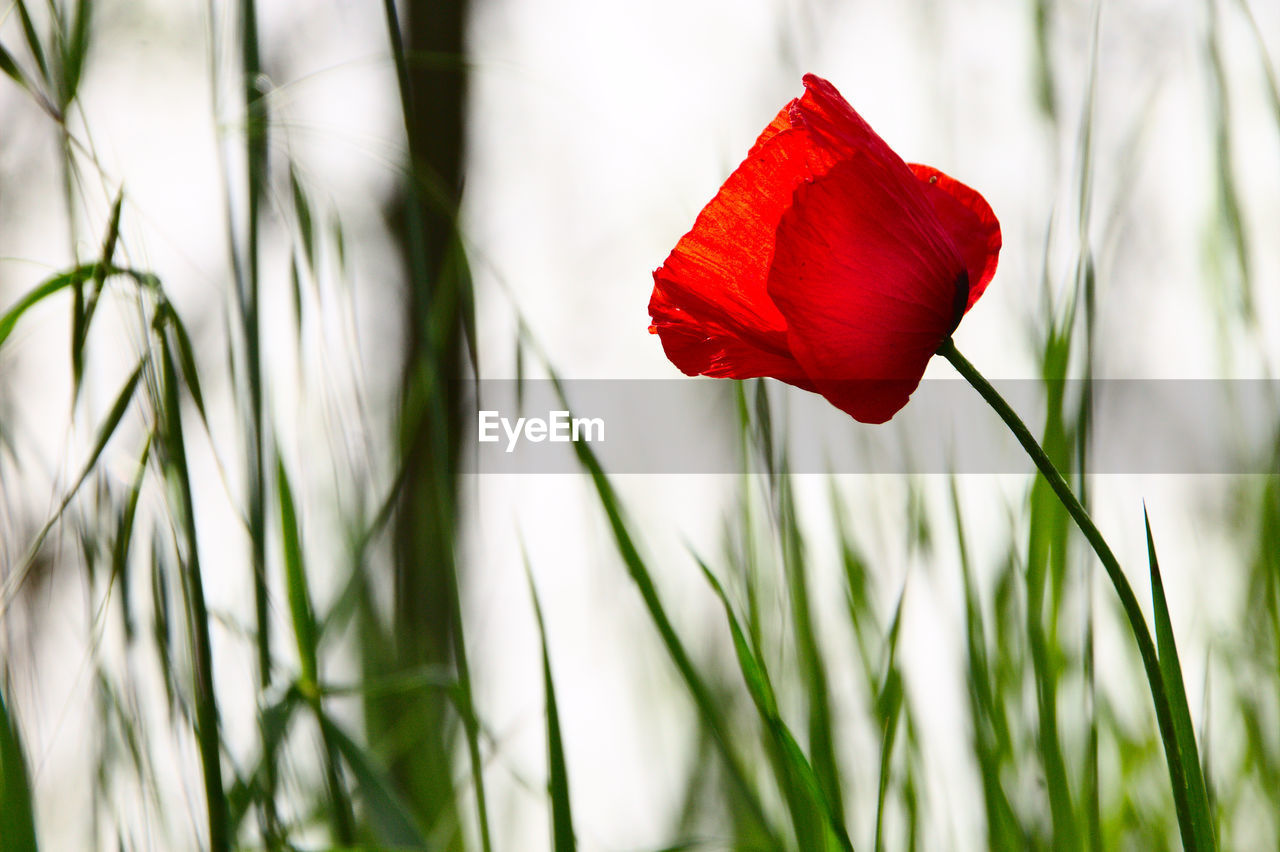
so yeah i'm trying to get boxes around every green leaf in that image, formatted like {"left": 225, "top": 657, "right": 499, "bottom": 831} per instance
{"left": 1145, "top": 508, "right": 1216, "bottom": 851}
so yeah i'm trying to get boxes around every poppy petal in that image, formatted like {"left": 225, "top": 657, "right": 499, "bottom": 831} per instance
{"left": 767, "top": 158, "right": 968, "bottom": 423}
{"left": 909, "top": 164, "right": 1002, "bottom": 311}
{"left": 649, "top": 118, "right": 814, "bottom": 381}
{"left": 648, "top": 75, "right": 883, "bottom": 385}
{"left": 788, "top": 74, "right": 914, "bottom": 183}
{"left": 648, "top": 286, "right": 815, "bottom": 388}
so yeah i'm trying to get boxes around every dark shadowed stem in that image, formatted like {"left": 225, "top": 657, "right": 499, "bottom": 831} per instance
{"left": 937, "top": 338, "right": 1199, "bottom": 848}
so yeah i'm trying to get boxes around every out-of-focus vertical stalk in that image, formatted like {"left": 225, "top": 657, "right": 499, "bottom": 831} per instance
{"left": 233, "top": 1, "right": 276, "bottom": 843}
{"left": 159, "top": 331, "right": 230, "bottom": 852}
{"left": 376, "top": 0, "right": 486, "bottom": 847}
{"left": 237, "top": 0, "right": 269, "bottom": 695}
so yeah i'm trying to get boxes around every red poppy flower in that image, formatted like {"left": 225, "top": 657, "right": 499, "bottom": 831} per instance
{"left": 649, "top": 74, "right": 1001, "bottom": 423}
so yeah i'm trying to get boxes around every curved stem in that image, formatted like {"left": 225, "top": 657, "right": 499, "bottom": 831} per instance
{"left": 937, "top": 338, "right": 1197, "bottom": 846}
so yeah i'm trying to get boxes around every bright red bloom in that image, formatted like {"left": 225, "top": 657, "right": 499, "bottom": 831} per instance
{"left": 649, "top": 75, "right": 1001, "bottom": 423}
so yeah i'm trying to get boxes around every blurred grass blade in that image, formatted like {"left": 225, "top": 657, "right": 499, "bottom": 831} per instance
{"left": 1, "top": 355, "right": 145, "bottom": 614}
{"left": 86, "top": 359, "right": 146, "bottom": 485}
{"left": 277, "top": 457, "right": 319, "bottom": 686}
{"left": 774, "top": 473, "right": 845, "bottom": 827}
{"left": 319, "top": 712, "right": 429, "bottom": 850}
{"left": 0, "top": 263, "right": 156, "bottom": 351}
{"left": 0, "top": 684, "right": 39, "bottom": 852}
{"left": 1205, "top": 0, "right": 1255, "bottom": 320}
{"left": 156, "top": 302, "right": 209, "bottom": 423}
{"left": 546, "top": 371, "right": 778, "bottom": 847}
{"left": 700, "top": 559, "right": 855, "bottom": 852}
{"left": 290, "top": 166, "right": 317, "bottom": 274}
{"left": 226, "top": 687, "right": 301, "bottom": 836}
{"left": 1234, "top": 0, "right": 1280, "bottom": 127}
{"left": 1145, "top": 509, "right": 1216, "bottom": 851}
{"left": 14, "top": 2, "right": 49, "bottom": 85}
{"left": 158, "top": 336, "right": 229, "bottom": 852}
{"left": 0, "top": 267, "right": 85, "bottom": 349}
{"left": 278, "top": 455, "right": 357, "bottom": 843}
{"left": 150, "top": 531, "right": 176, "bottom": 714}
{"left": 873, "top": 589, "right": 907, "bottom": 852}
{"left": 949, "top": 482, "right": 1022, "bottom": 849}
{"left": 74, "top": 190, "right": 125, "bottom": 397}
{"left": 56, "top": 0, "right": 91, "bottom": 108}
{"left": 525, "top": 559, "right": 576, "bottom": 852}
{"left": 1083, "top": 574, "right": 1101, "bottom": 851}
{"left": 111, "top": 437, "right": 151, "bottom": 643}
{"left": 0, "top": 41, "right": 33, "bottom": 93}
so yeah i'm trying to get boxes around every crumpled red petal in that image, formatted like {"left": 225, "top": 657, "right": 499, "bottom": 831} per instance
{"left": 767, "top": 157, "right": 967, "bottom": 423}
{"left": 909, "top": 164, "right": 1002, "bottom": 312}
{"left": 649, "top": 108, "right": 809, "bottom": 382}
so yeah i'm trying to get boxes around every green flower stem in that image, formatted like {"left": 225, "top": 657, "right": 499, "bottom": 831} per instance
{"left": 937, "top": 337, "right": 1198, "bottom": 846}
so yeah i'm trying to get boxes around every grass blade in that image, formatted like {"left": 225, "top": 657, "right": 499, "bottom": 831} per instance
{"left": 700, "top": 559, "right": 855, "bottom": 852}
{"left": 525, "top": 560, "right": 576, "bottom": 852}
{"left": 73, "top": 189, "right": 125, "bottom": 397}
{"left": 290, "top": 166, "right": 317, "bottom": 275}
{"left": 774, "top": 473, "right": 845, "bottom": 828}
{"left": 158, "top": 333, "right": 229, "bottom": 852}
{"left": 1, "top": 355, "right": 145, "bottom": 614}
{"left": 0, "top": 684, "right": 39, "bottom": 851}
{"left": 156, "top": 302, "right": 208, "bottom": 424}
{"left": 14, "top": 2, "right": 49, "bottom": 85}
{"left": 552, "top": 383, "right": 778, "bottom": 844}
{"left": 548, "top": 371, "right": 778, "bottom": 846}
{"left": 277, "top": 458, "right": 319, "bottom": 686}
{"left": 319, "top": 712, "right": 429, "bottom": 850}
{"left": 0, "top": 41, "right": 33, "bottom": 93}
{"left": 0, "top": 267, "right": 86, "bottom": 350}
{"left": 949, "top": 482, "right": 1023, "bottom": 849}
{"left": 226, "top": 687, "right": 301, "bottom": 836}
{"left": 111, "top": 437, "right": 151, "bottom": 643}
{"left": 277, "top": 456, "right": 358, "bottom": 843}
{"left": 873, "top": 590, "right": 907, "bottom": 852}
{"left": 0, "top": 263, "right": 156, "bottom": 351}
{"left": 1145, "top": 509, "right": 1216, "bottom": 851}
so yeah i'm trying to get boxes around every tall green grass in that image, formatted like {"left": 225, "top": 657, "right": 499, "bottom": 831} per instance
{"left": 0, "top": 0, "right": 1278, "bottom": 849}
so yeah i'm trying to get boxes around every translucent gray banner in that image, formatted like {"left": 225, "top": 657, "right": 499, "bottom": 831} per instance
{"left": 460, "top": 380, "right": 1280, "bottom": 474}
